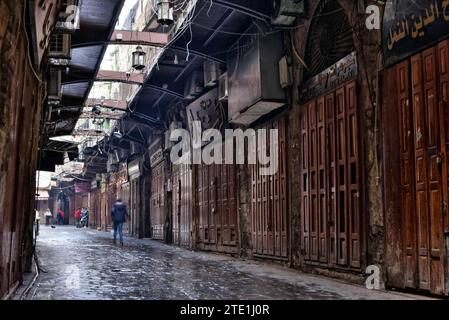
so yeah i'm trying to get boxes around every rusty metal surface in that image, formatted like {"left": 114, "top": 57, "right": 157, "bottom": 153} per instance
{"left": 151, "top": 162, "right": 165, "bottom": 241}
{"left": 251, "top": 118, "right": 288, "bottom": 259}
{"left": 129, "top": 178, "right": 140, "bottom": 237}
{"left": 173, "top": 163, "right": 193, "bottom": 248}
{"left": 197, "top": 159, "right": 238, "bottom": 253}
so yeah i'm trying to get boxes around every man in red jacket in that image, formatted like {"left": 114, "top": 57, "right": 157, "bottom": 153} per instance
{"left": 75, "top": 208, "right": 82, "bottom": 228}
{"left": 57, "top": 209, "right": 65, "bottom": 225}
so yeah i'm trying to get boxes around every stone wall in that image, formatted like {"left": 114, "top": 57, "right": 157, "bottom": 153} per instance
{"left": 0, "top": 0, "right": 46, "bottom": 298}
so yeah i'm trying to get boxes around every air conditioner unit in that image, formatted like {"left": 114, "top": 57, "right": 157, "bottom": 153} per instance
{"left": 48, "top": 69, "right": 62, "bottom": 103}
{"left": 184, "top": 71, "right": 204, "bottom": 100}
{"left": 272, "top": 0, "right": 307, "bottom": 26}
{"left": 56, "top": 0, "right": 81, "bottom": 33}
{"left": 218, "top": 72, "right": 228, "bottom": 101}
{"left": 48, "top": 33, "right": 72, "bottom": 60}
{"left": 203, "top": 60, "right": 222, "bottom": 88}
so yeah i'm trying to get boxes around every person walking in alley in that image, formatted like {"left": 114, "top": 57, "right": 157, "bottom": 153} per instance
{"left": 45, "top": 208, "right": 52, "bottom": 226}
{"left": 75, "top": 208, "right": 82, "bottom": 228}
{"left": 35, "top": 210, "right": 40, "bottom": 236}
{"left": 111, "top": 199, "right": 128, "bottom": 246}
{"left": 57, "top": 208, "right": 65, "bottom": 225}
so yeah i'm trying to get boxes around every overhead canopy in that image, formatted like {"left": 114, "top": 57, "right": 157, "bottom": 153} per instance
{"left": 41, "top": 0, "right": 282, "bottom": 174}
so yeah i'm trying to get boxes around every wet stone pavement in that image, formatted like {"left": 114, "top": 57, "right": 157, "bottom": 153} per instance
{"left": 29, "top": 226, "right": 422, "bottom": 300}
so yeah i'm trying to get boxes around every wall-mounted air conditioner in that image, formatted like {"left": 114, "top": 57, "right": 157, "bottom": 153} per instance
{"left": 218, "top": 72, "right": 228, "bottom": 101}
{"left": 227, "top": 25, "right": 286, "bottom": 126}
{"left": 48, "top": 33, "right": 72, "bottom": 67}
{"left": 184, "top": 71, "right": 204, "bottom": 100}
{"left": 204, "top": 60, "right": 222, "bottom": 88}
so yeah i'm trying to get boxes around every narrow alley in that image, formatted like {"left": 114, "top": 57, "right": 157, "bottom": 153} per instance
{"left": 26, "top": 226, "right": 418, "bottom": 300}
{"left": 2, "top": 0, "right": 449, "bottom": 305}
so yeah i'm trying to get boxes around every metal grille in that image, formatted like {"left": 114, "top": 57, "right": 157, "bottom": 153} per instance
{"left": 173, "top": 163, "right": 192, "bottom": 248}
{"left": 304, "top": 0, "right": 354, "bottom": 77}
{"left": 50, "top": 34, "right": 64, "bottom": 53}
{"left": 197, "top": 151, "right": 238, "bottom": 253}
{"left": 151, "top": 162, "right": 165, "bottom": 240}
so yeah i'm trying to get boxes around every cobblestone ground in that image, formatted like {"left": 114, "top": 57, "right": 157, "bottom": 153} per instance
{"left": 28, "top": 226, "right": 424, "bottom": 300}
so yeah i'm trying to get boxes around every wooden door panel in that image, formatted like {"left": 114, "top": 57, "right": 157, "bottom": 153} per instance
{"left": 438, "top": 40, "right": 449, "bottom": 294}
{"left": 252, "top": 118, "right": 288, "bottom": 258}
{"left": 336, "top": 87, "right": 348, "bottom": 267}
{"left": 411, "top": 53, "right": 432, "bottom": 290}
{"left": 301, "top": 106, "right": 310, "bottom": 260}
{"left": 301, "top": 81, "right": 362, "bottom": 270}
{"left": 317, "top": 97, "right": 328, "bottom": 263}
{"left": 396, "top": 60, "right": 418, "bottom": 288}
{"left": 197, "top": 147, "right": 237, "bottom": 252}
{"left": 326, "top": 92, "right": 337, "bottom": 266}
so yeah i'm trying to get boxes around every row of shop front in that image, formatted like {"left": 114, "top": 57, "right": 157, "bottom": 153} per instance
{"left": 54, "top": 0, "right": 449, "bottom": 297}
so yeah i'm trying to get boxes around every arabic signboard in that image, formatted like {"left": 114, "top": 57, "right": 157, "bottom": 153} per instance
{"left": 128, "top": 160, "right": 141, "bottom": 180}
{"left": 383, "top": 0, "right": 449, "bottom": 67}
{"left": 300, "top": 52, "right": 358, "bottom": 103}
{"left": 29, "top": 0, "right": 61, "bottom": 67}
{"left": 150, "top": 148, "right": 164, "bottom": 168}
{"left": 187, "top": 87, "right": 225, "bottom": 133}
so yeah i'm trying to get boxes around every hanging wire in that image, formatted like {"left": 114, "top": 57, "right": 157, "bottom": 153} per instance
{"left": 22, "top": 0, "right": 43, "bottom": 83}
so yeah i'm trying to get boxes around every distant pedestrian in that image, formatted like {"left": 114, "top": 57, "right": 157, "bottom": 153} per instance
{"left": 57, "top": 209, "right": 65, "bottom": 225}
{"left": 35, "top": 210, "right": 40, "bottom": 236}
{"left": 45, "top": 208, "right": 52, "bottom": 226}
{"left": 111, "top": 199, "right": 128, "bottom": 246}
{"left": 75, "top": 208, "right": 82, "bottom": 228}
{"left": 81, "top": 207, "right": 89, "bottom": 228}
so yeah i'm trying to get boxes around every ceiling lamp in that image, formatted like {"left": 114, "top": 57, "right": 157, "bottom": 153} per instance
{"left": 113, "top": 130, "right": 123, "bottom": 139}
{"left": 132, "top": 45, "right": 146, "bottom": 70}
{"left": 156, "top": 0, "right": 174, "bottom": 26}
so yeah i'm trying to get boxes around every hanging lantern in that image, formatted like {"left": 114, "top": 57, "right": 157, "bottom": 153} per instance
{"left": 156, "top": 0, "right": 174, "bottom": 26}
{"left": 132, "top": 45, "right": 146, "bottom": 70}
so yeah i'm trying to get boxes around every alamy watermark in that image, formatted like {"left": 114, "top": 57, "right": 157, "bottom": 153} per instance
{"left": 365, "top": 5, "right": 381, "bottom": 30}
{"left": 365, "top": 265, "right": 381, "bottom": 290}
{"left": 65, "top": 265, "right": 80, "bottom": 290}
{"left": 170, "top": 121, "right": 279, "bottom": 176}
